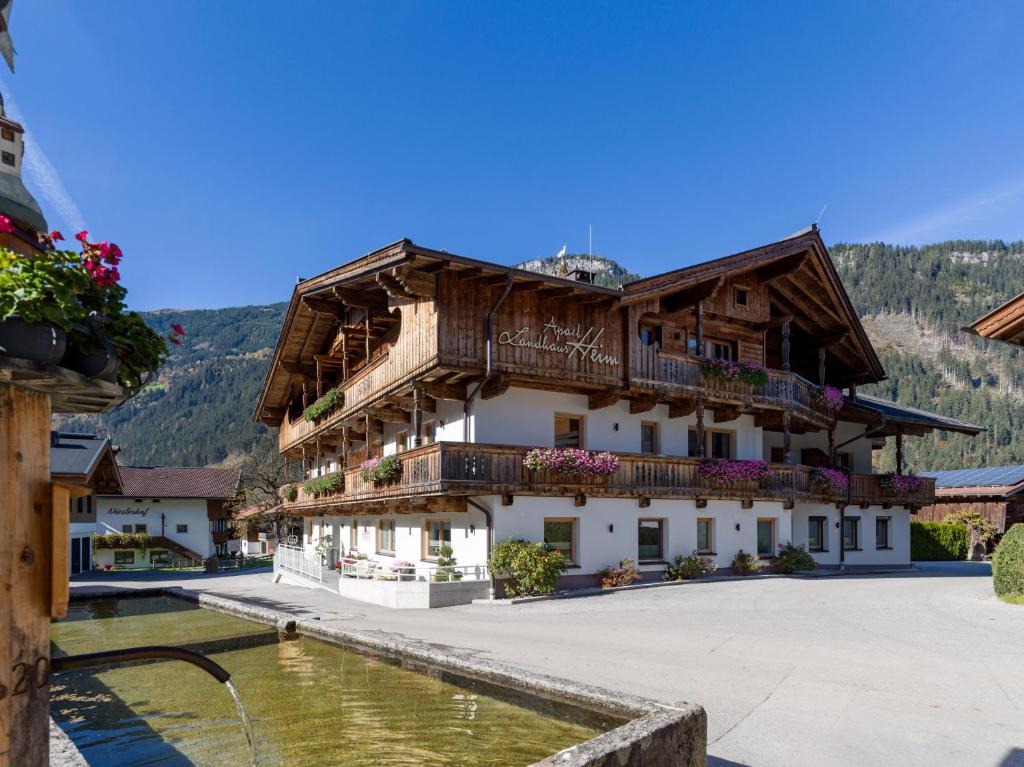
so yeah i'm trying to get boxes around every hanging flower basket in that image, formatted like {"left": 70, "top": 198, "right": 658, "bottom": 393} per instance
{"left": 359, "top": 455, "right": 401, "bottom": 485}
{"left": 701, "top": 358, "right": 769, "bottom": 386}
{"left": 522, "top": 448, "right": 620, "bottom": 479}
{"left": 811, "top": 385, "right": 844, "bottom": 413}
{"left": 878, "top": 473, "right": 924, "bottom": 495}
{"left": 698, "top": 459, "right": 773, "bottom": 490}
{"left": 809, "top": 467, "right": 848, "bottom": 494}
{"left": 303, "top": 387, "right": 343, "bottom": 423}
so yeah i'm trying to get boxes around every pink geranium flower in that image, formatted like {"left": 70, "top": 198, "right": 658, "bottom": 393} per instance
{"left": 0, "top": 215, "right": 14, "bottom": 233}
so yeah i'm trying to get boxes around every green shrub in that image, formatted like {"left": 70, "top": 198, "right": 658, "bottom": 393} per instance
{"left": 303, "top": 387, "right": 342, "bottom": 423}
{"left": 911, "top": 521, "right": 968, "bottom": 561}
{"left": 433, "top": 544, "right": 463, "bottom": 582}
{"left": 773, "top": 542, "right": 816, "bottom": 573}
{"left": 358, "top": 455, "right": 401, "bottom": 483}
{"left": 731, "top": 549, "right": 762, "bottom": 575}
{"left": 596, "top": 558, "right": 640, "bottom": 589}
{"left": 993, "top": 523, "right": 1024, "bottom": 597}
{"left": 93, "top": 532, "right": 152, "bottom": 551}
{"left": 489, "top": 539, "right": 567, "bottom": 597}
{"left": 303, "top": 472, "right": 343, "bottom": 497}
{"left": 282, "top": 484, "right": 298, "bottom": 502}
{"left": 664, "top": 552, "right": 717, "bottom": 581}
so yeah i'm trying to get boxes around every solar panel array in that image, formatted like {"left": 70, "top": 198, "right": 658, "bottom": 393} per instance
{"left": 919, "top": 465, "right": 1024, "bottom": 488}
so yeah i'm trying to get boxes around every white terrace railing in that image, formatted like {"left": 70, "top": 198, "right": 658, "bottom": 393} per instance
{"left": 338, "top": 556, "right": 489, "bottom": 583}
{"left": 274, "top": 544, "right": 324, "bottom": 583}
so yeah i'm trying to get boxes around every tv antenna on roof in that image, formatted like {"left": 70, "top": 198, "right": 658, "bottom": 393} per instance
{"left": 815, "top": 204, "right": 828, "bottom": 226}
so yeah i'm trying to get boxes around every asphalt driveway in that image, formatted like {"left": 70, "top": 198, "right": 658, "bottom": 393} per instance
{"left": 71, "top": 562, "right": 1024, "bottom": 767}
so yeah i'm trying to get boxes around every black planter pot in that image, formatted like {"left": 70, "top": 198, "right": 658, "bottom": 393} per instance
{"left": 0, "top": 317, "right": 68, "bottom": 364}
{"left": 61, "top": 325, "right": 124, "bottom": 383}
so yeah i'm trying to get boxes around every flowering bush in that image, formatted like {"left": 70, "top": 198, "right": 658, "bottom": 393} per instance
{"left": 281, "top": 484, "right": 298, "bottom": 502}
{"left": 663, "top": 552, "right": 717, "bottom": 581}
{"left": 878, "top": 473, "right": 925, "bottom": 494}
{"left": 731, "top": 549, "right": 763, "bottom": 575}
{"left": 391, "top": 560, "right": 417, "bottom": 578}
{"left": 303, "top": 387, "right": 342, "bottom": 423}
{"left": 93, "top": 532, "right": 152, "bottom": 551}
{"left": 701, "top": 358, "right": 769, "bottom": 386}
{"left": 596, "top": 558, "right": 641, "bottom": 589}
{"left": 774, "top": 542, "right": 816, "bottom": 573}
{"left": 359, "top": 455, "right": 401, "bottom": 483}
{"left": 488, "top": 539, "right": 568, "bottom": 597}
{"left": 810, "top": 467, "right": 848, "bottom": 493}
{"left": 303, "top": 472, "right": 343, "bottom": 497}
{"left": 812, "top": 384, "right": 845, "bottom": 412}
{"left": 522, "top": 448, "right": 620, "bottom": 477}
{"left": 698, "top": 460, "right": 773, "bottom": 485}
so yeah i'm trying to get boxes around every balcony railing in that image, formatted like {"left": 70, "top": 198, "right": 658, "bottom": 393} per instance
{"left": 279, "top": 442, "right": 935, "bottom": 511}
{"left": 651, "top": 351, "right": 833, "bottom": 424}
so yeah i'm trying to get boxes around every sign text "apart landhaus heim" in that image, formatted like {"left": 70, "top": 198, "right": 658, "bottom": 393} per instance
{"left": 497, "top": 317, "right": 620, "bottom": 366}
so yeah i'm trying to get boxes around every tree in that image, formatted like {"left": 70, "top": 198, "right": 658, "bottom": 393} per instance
{"left": 943, "top": 509, "right": 997, "bottom": 558}
{"left": 226, "top": 431, "right": 301, "bottom": 546}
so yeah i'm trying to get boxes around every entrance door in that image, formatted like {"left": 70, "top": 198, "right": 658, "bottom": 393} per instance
{"left": 70, "top": 537, "right": 81, "bottom": 575}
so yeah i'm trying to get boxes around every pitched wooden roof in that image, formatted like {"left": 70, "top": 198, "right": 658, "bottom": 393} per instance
{"left": 622, "top": 225, "right": 885, "bottom": 384}
{"left": 963, "top": 290, "right": 1024, "bottom": 347}
{"left": 106, "top": 466, "right": 240, "bottom": 500}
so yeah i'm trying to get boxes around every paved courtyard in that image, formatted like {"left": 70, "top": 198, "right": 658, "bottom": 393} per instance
{"left": 70, "top": 563, "right": 1024, "bottom": 767}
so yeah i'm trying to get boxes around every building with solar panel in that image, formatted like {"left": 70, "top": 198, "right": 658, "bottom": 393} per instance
{"left": 917, "top": 466, "right": 1024, "bottom": 544}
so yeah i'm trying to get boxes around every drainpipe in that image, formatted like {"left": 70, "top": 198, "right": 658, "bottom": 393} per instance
{"left": 832, "top": 409, "right": 887, "bottom": 571}
{"left": 466, "top": 497, "right": 495, "bottom": 601}
{"left": 463, "top": 273, "right": 515, "bottom": 442}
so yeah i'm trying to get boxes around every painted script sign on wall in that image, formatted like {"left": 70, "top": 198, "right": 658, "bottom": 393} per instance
{"left": 498, "top": 317, "right": 620, "bottom": 367}
{"left": 104, "top": 506, "right": 150, "bottom": 517}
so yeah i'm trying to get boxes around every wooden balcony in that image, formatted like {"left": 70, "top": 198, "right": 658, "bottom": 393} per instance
{"left": 646, "top": 351, "right": 833, "bottom": 426}
{"left": 280, "top": 442, "right": 935, "bottom": 513}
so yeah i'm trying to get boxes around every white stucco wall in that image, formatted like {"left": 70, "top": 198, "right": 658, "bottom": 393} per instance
{"left": 791, "top": 504, "right": 911, "bottom": 566}
{"left": 95, "top": 497, "right": 214, "bottom": 559}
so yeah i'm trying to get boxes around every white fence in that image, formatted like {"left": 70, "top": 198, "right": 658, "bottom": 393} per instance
{"left": 275, "top": 544, "right": 323, "bottom": 583}
{"left": 338, "top": 556, "right": 488, "bottom": 583}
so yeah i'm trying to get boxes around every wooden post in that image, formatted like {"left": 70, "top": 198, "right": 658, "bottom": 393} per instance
{"left": 365, "top": 309, "right": 372, "bottom": 362}
{"left": 783, "top": 409, "right": 792, "bottom": 464}
{"left": 828, "top": 427, "right": 835, "bottom": 467}
{"left": 302, "top": 380, "right": 309, "bottom": 409}
{"left": 817, "top": 346, "right": 826, "bottom": 387}
{"left": 895, "top": 429, "right": 904, "bottom": 475}
{"left": 1, "top": 383, "right": 55, "bottom": 767}
{"left": 781, "top": 317, "right": 791, "bottom": 372}
{"left": 695, "top": 302, "right": 705, "bottom": 356}
{"left": 316, "top": 359, "right": 323, "bottom": 398}
{"left": 695, "top": 400, "right": 705, "bottom": 458}
{"left": 412, "top": 385, "right": 423, "bottom": 448}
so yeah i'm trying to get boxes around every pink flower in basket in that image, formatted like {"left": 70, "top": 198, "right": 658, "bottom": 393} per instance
{"left": 697, "top": 460, "right": 773, "bottom": 485}
{"left": 523, "top": 448, "right": 620, "bottom": 477}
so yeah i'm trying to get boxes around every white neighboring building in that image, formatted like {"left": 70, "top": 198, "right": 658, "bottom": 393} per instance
{"left": 94, "top": 466, "right": 240, "bottom": 569}
{"left": 50, "top": 432, "right": 122, "bottom": 576}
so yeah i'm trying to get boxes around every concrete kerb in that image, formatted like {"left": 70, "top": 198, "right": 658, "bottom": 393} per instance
{"left": 473, "top": 565, "right": 918, "bottom": 605}
{"left": 173, "top": 587, "right": 707, "bottom": 767}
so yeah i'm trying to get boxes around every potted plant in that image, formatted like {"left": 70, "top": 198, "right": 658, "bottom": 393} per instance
{"left": 878, "top": 473, "right": 925, "bottom": 495}
{"left": 358, "top": 455, "right": 401, "bottom": 485}
{"left": 809, "top": 466, "right": 848, "bottom": 495}
{"left": 701, "top": 358, "right": 769, "bottom": 387}
{"left": 811, "top": 384, "right": 845, "bottom": 413}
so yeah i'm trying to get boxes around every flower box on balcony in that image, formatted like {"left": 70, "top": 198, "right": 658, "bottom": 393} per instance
{"left": 697, "top": 460, "right": 773, "bottom": 490}
{"left": 700, "top": 358, "right": 769, "bottom": 387}
{"left": 303, "top": 472, "right": 343, "bottom": 498}
{"left": 359, "top": 455, "right": 401, "bottom": 485}
{"left": 522, "top": 448, "right": 620, "bottom": 479}
{"left": 809, "top": 467, "right": 848, "bottom": 495}
{"left": 811, "top": 385, "right": 844, "bottom": 413}
{"left": 877, "top": 473, "right": 924, "bottom": 495}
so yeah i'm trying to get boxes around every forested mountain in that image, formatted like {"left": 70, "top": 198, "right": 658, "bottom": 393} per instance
{"left": 56, "top": 242, "right": 1024, "bottom": 473}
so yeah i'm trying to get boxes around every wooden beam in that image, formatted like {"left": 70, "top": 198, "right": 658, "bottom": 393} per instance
{"left": 629, "top": 396, "right": 659, "bottom": 415}
{"left": 588, "top": 390, "right": 620, "bottom": 411}
{"left": 668, "top": 401, "right": 695, "bottom": 419}
{"left": 280, "top": 360, "right": 316, "bottom": 376}
{"left": 574, "top": 492, "right": 587, "bottom": 507}
{"left": 501, "top": 494, "right": 514, "bottom": 506}
{"left": 638, "top": 497, "right": 651, "bottom": 509}
{"left": 423, "top": 380, "right": 467, "bottom": 401}
{"left": 714, "top": 408, "right": 739, "bottom": 423}
{"left": 741, "top": 499, "right": 753, "bottom": 510}
{"left": 367, "top": 408, "right": 408, "bottom": 424}
{"left": 751, "top": 251, "right": 808, "bottom": 283}
{"left": 332, "top": 286, "right": 389, "bottom": 310}
{"left": 480, "top": 373, "right": 511, "bottom": 400}
{"left": 661, "top": 276, "right": 725, "bottom": 314}
{"left": 301, "top": 296, "right": 345, "bottom": 316}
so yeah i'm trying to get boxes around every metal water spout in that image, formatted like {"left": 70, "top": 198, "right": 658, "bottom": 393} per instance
{"left": 51, "top": 645, "right": 259, "bottom": 766}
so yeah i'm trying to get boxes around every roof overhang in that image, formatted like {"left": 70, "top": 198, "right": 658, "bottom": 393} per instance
{"left": 963, "top": 290, "right": 1024, "bottom": 347}
{"left": 840, "top": 394, "right": 983, "bottom": 437}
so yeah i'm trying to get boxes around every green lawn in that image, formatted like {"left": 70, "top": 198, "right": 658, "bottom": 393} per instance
{"left": 998, "top": 593, "right": 1024, "bottom": 605}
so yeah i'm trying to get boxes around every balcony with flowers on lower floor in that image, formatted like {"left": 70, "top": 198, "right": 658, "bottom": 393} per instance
{"left": 278, "top": 442, "right": 935, "bottom": 513}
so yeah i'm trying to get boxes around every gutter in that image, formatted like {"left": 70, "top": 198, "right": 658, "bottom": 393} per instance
{"left": 463, "top": 273, "right": 515, "bottom": 442}
{"left": 466, "top": 497, "right": 495, "bottom": 601}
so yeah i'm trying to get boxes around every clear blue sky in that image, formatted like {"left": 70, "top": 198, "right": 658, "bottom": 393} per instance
{"left": 5, "top": 1, "right": 1024, "bottom": 310}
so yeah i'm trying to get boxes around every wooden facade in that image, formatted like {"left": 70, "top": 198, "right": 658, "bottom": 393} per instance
{"left": 256, "top": 227, "right": 976, "bottom": 519}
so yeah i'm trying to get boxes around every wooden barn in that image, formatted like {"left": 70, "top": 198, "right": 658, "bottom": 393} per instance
{"left": 918, "top": 466, "right": 1024, "bottom": 535}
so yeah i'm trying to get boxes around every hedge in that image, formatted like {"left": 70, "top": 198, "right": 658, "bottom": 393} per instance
{"left": 993, "top": 523, "right": 1024, "bottom": 597}
{"left": 910, "top": 521, "right": 968, "bottom": 561}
